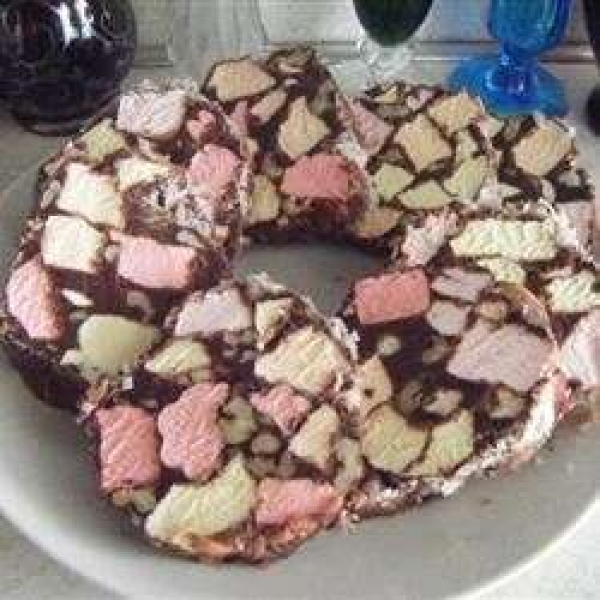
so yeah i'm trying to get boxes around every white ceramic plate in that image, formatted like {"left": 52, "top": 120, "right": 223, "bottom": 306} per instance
{"left": 0, "top": 169, "right": 598, "bottom": 600}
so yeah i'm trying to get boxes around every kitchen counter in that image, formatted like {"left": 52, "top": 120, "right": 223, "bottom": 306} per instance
{"left": 0, "top": 62, "right": 599, "bottom": 600}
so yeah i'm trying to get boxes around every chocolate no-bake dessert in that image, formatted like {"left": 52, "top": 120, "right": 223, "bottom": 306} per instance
{"left": 340, "top": 83, "right": 495, "bottom": 252}
{"left": 347, "top": 83, "right": 599, "bottom": 392}
{"left": 203, "top": 47, "right": 370, "bottom": 241}
{"left": 340, "top": 265, "right": 568, "bottom": 517}
{"left": 80, "top": 274, "right": 356, "bottom": 562}
{"left": 1, "top": 84, "right": 249, "bottom": 410}
{"left": 1, "top": 46, "right": 598, "bottom": 565}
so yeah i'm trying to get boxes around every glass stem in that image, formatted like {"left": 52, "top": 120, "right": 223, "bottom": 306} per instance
{"left": 357, "top": 33, "right": 380, "bottom": 85}
{"left": 492, "top": 45, "right": 535, "bottom": 97}
{"left": 357, "top": 33, "right": 414, "bottom": 85}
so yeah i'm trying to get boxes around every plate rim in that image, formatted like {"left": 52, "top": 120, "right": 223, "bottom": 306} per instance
{"left": 0, "top": 164, "right": 599, "bottom": 600}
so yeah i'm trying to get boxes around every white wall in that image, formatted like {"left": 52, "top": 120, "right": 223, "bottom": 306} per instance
{"left": 132, "top": 0, "right": 589, "bottom": 55}
{"left": 131, "top": 0, "right": 170, "bottom": 49}
{"left": 257, "top": 0, "right": 587, "bottom": 44}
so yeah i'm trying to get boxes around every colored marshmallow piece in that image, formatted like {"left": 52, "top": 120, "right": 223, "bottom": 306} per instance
{"left": 256, "top": 478, "right": 342, "bottom": 528}
{"left": 6, "top": 256, "right": 65, "bottom": 341}
{"left": 114, "top": 233, "right": 197, "bottom": 290}
{"left": 187, "top": 144, "right": 241, "bottom": 195}
{"left": 281, "top": 154, "right": 353, "bottom": 202}
{"left": 158, "top": 383, "right": 230, "bottom": 481}
{"left": 187, "top": 109, "right": 218, "bottom": 144}
{"left": 354, "top": 269, "right": 431, "bottom": 325}
{"left": 250, "top": 385, "right": 311, "bottom": 436}
{"left": 97, "top": 405, "right": 160, "bottom": 492}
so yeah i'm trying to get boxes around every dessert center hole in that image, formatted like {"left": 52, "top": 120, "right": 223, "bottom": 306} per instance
{"left": 236, "top": 243, "right": 381, "bottom": 315}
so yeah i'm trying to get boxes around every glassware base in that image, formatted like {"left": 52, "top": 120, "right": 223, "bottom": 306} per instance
{"left": 357, "top": 35, "right": 417, "bottom": 85}
{"left": 448, "top": 55, "right": 569, "bottom": 118}
{"left": 586, "top": 86, "right": 600, "bottom": 136}
{"left": 11, "top": 94, "right": 119, "bottom": 137}
{"left": 11, "top": 113, "right": 92, "bottom": 136}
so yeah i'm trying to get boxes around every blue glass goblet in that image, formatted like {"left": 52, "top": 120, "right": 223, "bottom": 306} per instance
{"left": 449, "top": 0, "right": 573, "bottom": 117}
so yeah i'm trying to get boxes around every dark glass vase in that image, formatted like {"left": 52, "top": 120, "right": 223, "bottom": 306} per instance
{"left": 352, "top": 0, "right": 434, "bottom": 83}
{"left": 0, "top": 0, "right": 136, "bottom": 134}
{"left": 583, "top": 0, "right": 600, "bottom": 134}
{"left": 449, "top": 0, "right": 572, "bottom": 117}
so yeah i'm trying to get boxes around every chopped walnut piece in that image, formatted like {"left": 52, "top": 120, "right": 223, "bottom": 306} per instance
{"left": 246, "top": 175, "right": 282, "bottom": 225}
{"left": 251, "top": 432, "right": 282, "bottom": 455}
{"left": 334, "top": 438, "right": 365, "bottom": 492}
{"left": 486, "top": 388, "right": 527, "bottom": 420}
{"left": 254, "top": 297, "right": 294, "bottom": 350}
{"left": 424, "top": 390, "right": 463, "bottom": 418}
{"left": 251, "top": 89, "right": 288, "bottom": 124}
{"left": 376, "top": 334, "right": 402, "bottom": 357}
{"left": 351, "top": 207, "right": 401, "bottom": 239}
{"left": 219, "top": 397, "right": 258, "bottom": 445}
{"left": 343, "top": 355, "right": 393, "bottom": 420}
{"left": 395, "top": 381, "right": 425, "bottom": 417}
